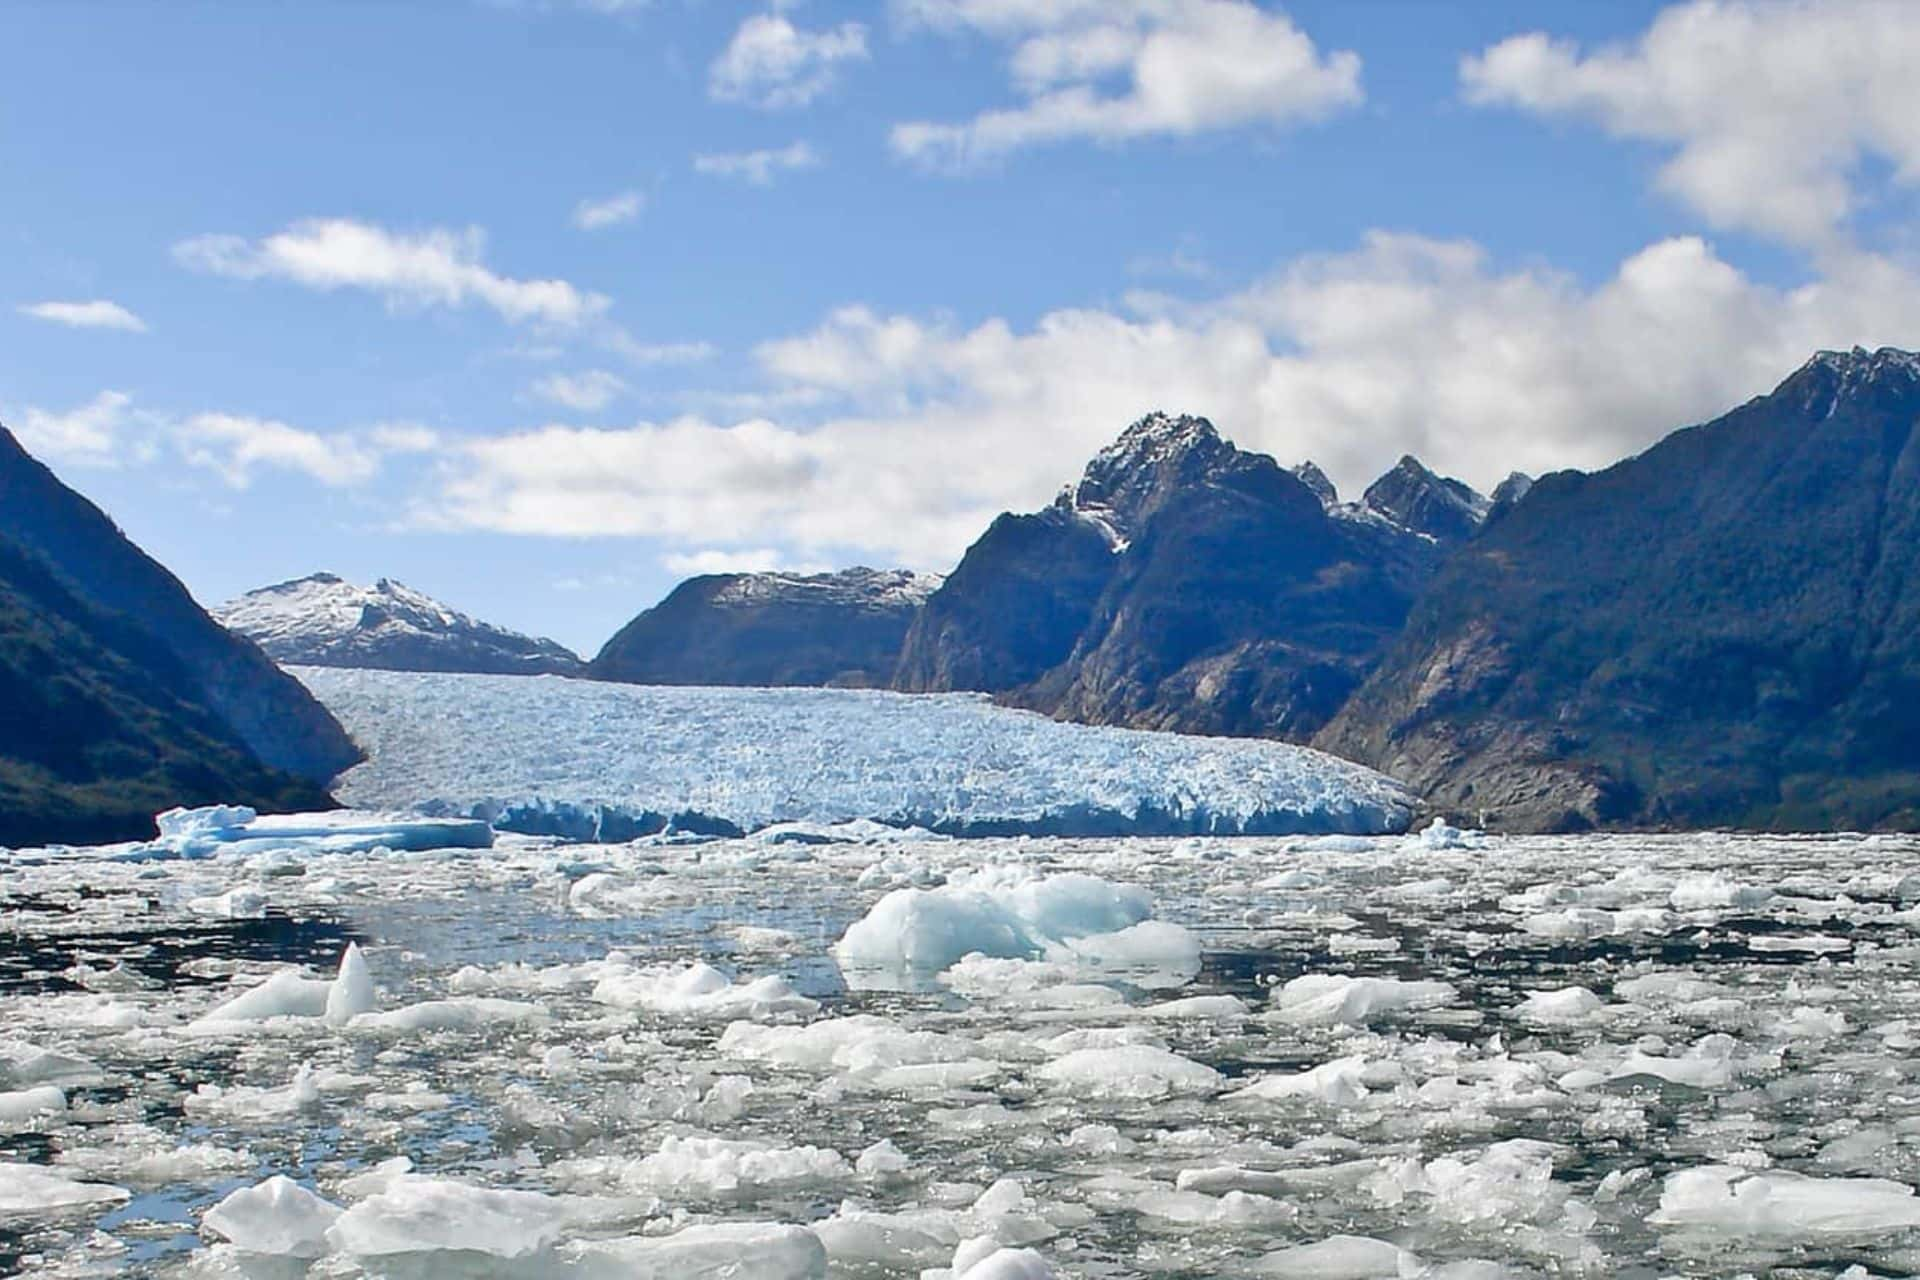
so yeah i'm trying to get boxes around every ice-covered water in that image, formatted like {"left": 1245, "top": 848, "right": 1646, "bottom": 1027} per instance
{"left": 3, "top": 822, "right": 1920, "bottom": 1277}
{"left": 296, "top": 668, "right": 1416, "bottom": 838}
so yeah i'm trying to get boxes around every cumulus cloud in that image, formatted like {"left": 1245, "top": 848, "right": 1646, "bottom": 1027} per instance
{"left": 602, "top": 330, "right": 719, "bottom": 367}
{"left": 177, "top": 413, "right": 384, "bottom": 489}
{"left": 532, "top": 369, "right": 629, "bottom": 412}
{"left": 10, "top": 391, "right": 140, "bottom": 467}
{"left": 692, "top": 140, "right": 822, "bottom": 185}
{"left": 710, "top": 14, "right": 868, "bottom": 109}
{"left": 18, "top": 300, "right": 148, "bottom": 333}
{"left": 174, "top": 218, "right": 607, "bottom": 326}
{"left": 1462, "top": 0, "right": 1920, "bottom": 247}
{"left": 415, "top": 231, "right": 1920, "bottom": 569}
{"left": 572, "top": 190, "right": 645, "bottom": 230}
{"left": 892, "top": 0, "right": 1361, "bottom": 168}
{"left": 660, "top": 547, "right": 829, "bottom": 576}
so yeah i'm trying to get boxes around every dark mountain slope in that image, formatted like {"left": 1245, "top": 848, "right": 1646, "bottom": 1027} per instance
{"left": 0, "top": 534, "right": 331, "bottom": 847}
{"left": 0, "top": 427, "right": 358, "bottom": 781}
{"left": 592, "top": 568, "right": 941, "bottom": 688}
{"left": 1318, "top": 347, "right": 1920, "bottom": 832}
{"left": 900, "top": 413, "right": 1484, "bottom": 740}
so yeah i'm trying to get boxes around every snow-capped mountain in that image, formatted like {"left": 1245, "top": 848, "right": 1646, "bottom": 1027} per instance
{"left": 217, "top": 574, "right": 583, "bottom": 677}
{"left": 897, "top": 411, "right": 1486, "bottom": 740}
{"left": 591, "top": 567, "right": 942, "bottom": 689}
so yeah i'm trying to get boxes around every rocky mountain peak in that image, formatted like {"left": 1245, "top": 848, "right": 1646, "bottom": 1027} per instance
{"left": 1361, "top": 455, "right": 1489, "bottom": 543}
{"left": 1291, "top": 461, "right": 1338, "bottom": 507}
{"left": 1781, "top": 345, "right": 1920, "bottom": 414}
{"left": 1071, "top": 412, "right": 1230, "bottom": 536}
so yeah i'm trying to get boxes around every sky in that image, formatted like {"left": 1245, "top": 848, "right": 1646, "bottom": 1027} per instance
{"left": 6, "top": 0, "right": 1920, "bottom": 656}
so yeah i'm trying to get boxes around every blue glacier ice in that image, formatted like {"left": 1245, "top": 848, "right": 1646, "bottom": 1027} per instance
{"left": 296, "top": 669, "right": 1417, "bottom": 839}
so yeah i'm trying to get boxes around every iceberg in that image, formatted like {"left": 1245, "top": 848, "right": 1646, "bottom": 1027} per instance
{"left": 297, "top": 667, "right": 1416, "bottom": 839}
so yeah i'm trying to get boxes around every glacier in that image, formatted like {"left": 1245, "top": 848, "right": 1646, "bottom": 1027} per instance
{"left": 296, "top": 667, "right": 1417, "bottom": 838}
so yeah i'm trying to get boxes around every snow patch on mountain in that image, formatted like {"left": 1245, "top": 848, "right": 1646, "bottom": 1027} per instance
{"left": 217, "top": 574, "right": 582, "bottom": 677}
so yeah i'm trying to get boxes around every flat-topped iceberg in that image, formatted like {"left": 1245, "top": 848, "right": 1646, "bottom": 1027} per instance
{"left": 296, "top": 668, "right": 1416, "bottom": 839}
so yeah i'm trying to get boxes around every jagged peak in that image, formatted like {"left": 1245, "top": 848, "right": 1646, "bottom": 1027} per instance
{"left": 1072, "top": 411, "right": 1232, "bottom": 534}
{"left": 1800, "top": 345, "right": 1920, "bottom": 377}
{"left": 1361, "top": 455, "right": 1489, "bottom": 543}
{"left": 1490, "top": 472, "right": 1534, "bottom": 507}
{"left": 1291, "top": 461, "right": 1338, "bottom": 507}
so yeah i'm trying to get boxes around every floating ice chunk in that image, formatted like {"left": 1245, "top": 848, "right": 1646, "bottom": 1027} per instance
{"left": 591, "top": 961, "right": 818, "bottom": 1021}
{"left": 953, "top": 1244, "right": 1056, "bottom": 1279}
{"left": 1514, "top": 987, "right": 1606, "bottom": 1024}
{"left": 149, "top": 807, "right": 494, "bottom": 862}
{"left": 156, "top": 805, "right": 258, "bottom": 839}
{"left": 720, "top": 1015, "right": 979, "bottom": 1076}
{"left": 0, "top": 1043, "right": 102, "bottom": 1089}
{"left": 815, "top": 1213, "right": 948, "bottom": 1272}
{"left": 195, "top": 969, "right": 332, "bottom": 1025}
{"left": 0, "top": 1086, "right": 65, "bottom": 1126}
{"left": 1651, "top": 1165, "right": 1920, "bottom": 1240}
{"left": 857, "top": 1139, "right": 911, "bottom": 1179}
{"left": 1227, "top": 1055, "right": 1369, "bottom": 1106}
{"left": 326, "top": 1177, "right": 570, "bottom": 1261}
{"left": 1669, "top": 873, "right": 1774, "bottom": 912}
{"left": 625, "top": 1135, "right": 850, "bottom": 1198}
{"left": 1037, "top": 1045, "right": 1222, "bottom": 1099}
{"left": 1608, "top": 1033, "right": 1741, "bottom": 1089}
{"left": 1133, "top": 1187, "right": 1297, "bottom": 1227}
{"left": 834, "top": 866, "right": 1200, "bottom": 987}
{"left": 0, "top": 1162, "right": 130, "bottom": 1214}
{"left": 1369, "top": 1139, "right": 1569, "bottom": 1230}
{"left": 1137, "top": 994, "right": 1248, "bottom": 1021}
{"left": 1270, "top": 974, "right": 1457, "bottom": 1026}
{"left": 325, "top": 943, "right": 376, "bottom": 1027}
{"left": 202, "top": 1175, "right": 342, "bottom": 1258}
{"left": 187, "top": 887, "right": 270, "bottom": 919}
{"left": 1254, "top": 1235, "right": 1418, "bottom": 1278}
{"left": 1412, "top": 818, "right": 1483, "bottom": 850}
{"left": 187, "top": 1064, "right": 324, "bottom": 1121}
{"left": 347, "top": 998, "right": 548, "bottom": 1035}
{"left": 565, "top": 1222, "right": 828, "bottom": 1280}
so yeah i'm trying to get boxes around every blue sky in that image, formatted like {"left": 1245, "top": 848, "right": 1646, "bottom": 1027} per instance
{"left": 5, "top": 0, "right": 1919, "bottom": 654}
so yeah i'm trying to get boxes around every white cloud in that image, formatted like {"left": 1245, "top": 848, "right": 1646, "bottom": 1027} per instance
{"left": 710, "top": 13, "right": 868, "bottom": 109}
{"left": 1461, "top": 0, "right": 1920, "bottom": 247}
{"left": 532, "top": 369, "right": 629, "bottom": 412}
{"left": 415, "top": 231, "right": 1920, "bottom": 569}
{"left": 892, "top": 0, "right": 1361, "bottom": 168}
{"left": 572, "top": 190, "right": 645, "bottom": 230}
{"left": 661, "top": 547, "right": 829, "bottom": 576}
{"left": 177, "top": 413, "right": 383, "bottom": 489}
{"left": 174, "top": 218, "right": 607, "bottom": 326}
{"left": 602, "top": 330, "right": 719, "bottom": 366}
{"left": 692, "top": 140, "right": 822, "bottom": 185}
{"left": 368, "top": 422, "right": 441, "bottom": 453}
{"left": 18, "top": 300, "right": 148, "bottom": 333}
{"left": 11, "top": 391, "right": 139, "bottom": 467}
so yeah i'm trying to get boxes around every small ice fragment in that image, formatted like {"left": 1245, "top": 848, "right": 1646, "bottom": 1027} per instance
{"left": 0, "top": 1162, "right": 130, "bottom": 1214}
{"left": 325, "top": 943, "right": 376, "bottom": 1027}
{"left": 1255, "top": 1234, "right": 1418, "bottom": 1278}
{"left": 202, "top": 1175, "right": 342, "bottom": 1258}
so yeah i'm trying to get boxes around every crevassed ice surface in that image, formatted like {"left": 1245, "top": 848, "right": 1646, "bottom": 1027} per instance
{"left": 297, "top": 668, "right": 1416, "bottom": 837}
{"left": 5, "top": 825, "right": 1920, "bottom": 1276}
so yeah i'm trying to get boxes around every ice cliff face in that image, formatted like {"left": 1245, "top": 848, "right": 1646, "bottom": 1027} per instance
{"left": 898, "top": 412, "right": 1487, "bottom": 742}
{"left": 217, "top": 574, "right": 583, "bottom": 677}
{"left": 592, "top": 568, "right": 941, "bottom": 689}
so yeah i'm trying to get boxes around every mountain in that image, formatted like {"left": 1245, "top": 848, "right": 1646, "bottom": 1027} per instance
{"left": 591, "top": 567, "right": 943, "bottom": 688}
{"left": 898, "top": 413, "right": 1487, "bottom": 739}
{"left": 1318, "top": 347, "right": 1920, "bottom": 833}
{"left": 0, "top": 534, "right": 333, "bottom": 846}
{"left": 0, "top": 426, "right": 357, "bottom": 784}
{"left": 217, "top": 573, "right": 584, "bottom": 676}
